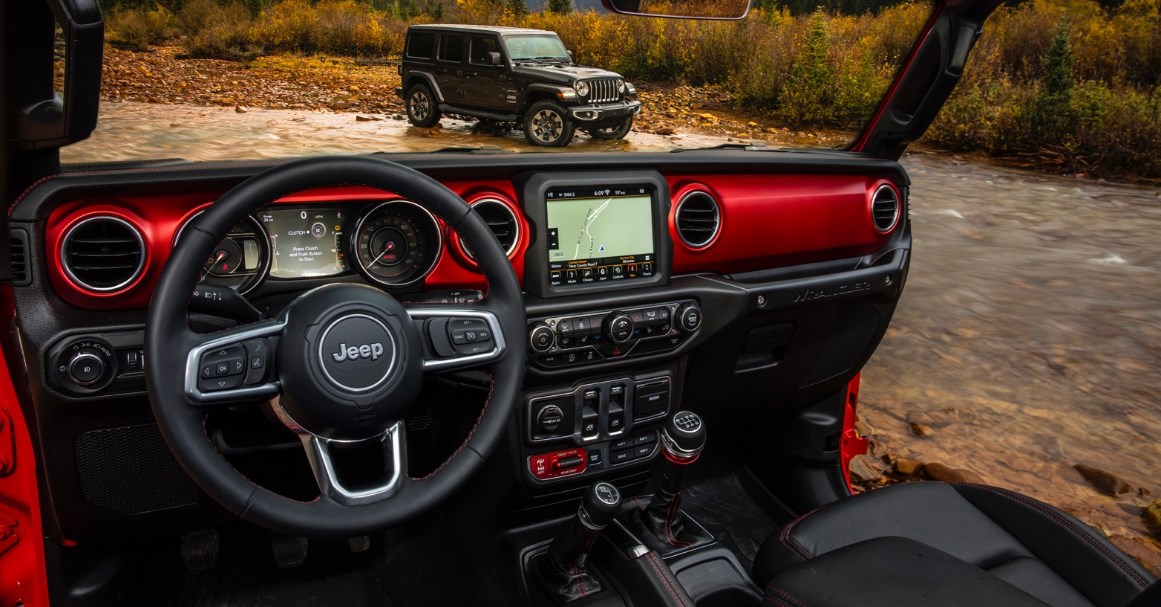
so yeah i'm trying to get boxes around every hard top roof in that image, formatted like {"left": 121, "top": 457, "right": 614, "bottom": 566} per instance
{"left": 408, "top": 24, "right": 556, "bottom": 36}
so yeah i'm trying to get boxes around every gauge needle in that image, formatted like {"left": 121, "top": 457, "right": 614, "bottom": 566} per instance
{"left": 371, "top": 242, "right": 396, "bottom": 266}
{"left": 199, "top": 250, "right": 227, "bottom": 282}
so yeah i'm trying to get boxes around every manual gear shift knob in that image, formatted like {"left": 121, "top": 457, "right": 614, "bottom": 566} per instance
{"left": 661, "top": 410, "right": 705, "bottom": 463}
{"left": 581, "top": 481, "right": 622, "bottom": 529}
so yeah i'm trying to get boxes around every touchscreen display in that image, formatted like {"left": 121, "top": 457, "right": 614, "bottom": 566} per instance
{"left": 546, "top": 186, "right": 656, "bottom": 286}
{"left": 259, "top": 207, "right": 349, "bottom": 279}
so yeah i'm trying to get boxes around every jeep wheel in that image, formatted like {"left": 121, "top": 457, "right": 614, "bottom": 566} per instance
{"left": 406, "top": 84, "right": 440, "bottom": 128}
{"left": 589, "top": 117, "right": 633, "bottom": 140}
{"left": 524, "top": 101, "right": 575, "bottom": 147}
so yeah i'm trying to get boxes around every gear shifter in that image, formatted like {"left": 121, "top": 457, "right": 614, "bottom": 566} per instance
{"left": 534, "top": 481, "right": 622, "bottom": 602}
{"left": 633, "top": 410, "right": 711, "bottom": 553}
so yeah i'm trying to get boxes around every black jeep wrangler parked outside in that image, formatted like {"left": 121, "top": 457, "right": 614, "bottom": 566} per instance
{"left": 396, "top": 24, "right": 641, "bottom": 147}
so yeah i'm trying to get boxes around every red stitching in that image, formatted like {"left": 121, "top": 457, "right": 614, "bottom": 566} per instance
{"left": 958, "top": 484, "right": 1151, "bottom": 589}
{"left": 663, "top": 492, "right": 691, "bottom": 547}
{"left": 644, "top": 551, "right": 693, "bottom": 607}
{"left": 780, "top": 504, "right": 825, "bottom": 561}
{"left": 409, "top": 372, "right": 494, "bottom": 481}
{"left": 765, "top": 586, "right": 811, "bottom": 607}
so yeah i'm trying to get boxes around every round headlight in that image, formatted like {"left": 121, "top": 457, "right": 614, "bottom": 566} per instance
{"left": 617, "top": 79, "right": 626, "bottom": 94}
{"left": 574, "top": 80, "right": 590, "bottom": 98}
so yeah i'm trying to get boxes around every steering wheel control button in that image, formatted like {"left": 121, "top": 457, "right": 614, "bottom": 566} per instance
{"left": 68, "top": 352, "right": 106, "bottom": 386}
{"left": 199, "top": 373, "right": 244, "bottom": 393}
{"left": 243, "top": 338, "right": 274, "bottom": 386}
{"left": 447, "top": 317, "right": 494, "bottom": 356}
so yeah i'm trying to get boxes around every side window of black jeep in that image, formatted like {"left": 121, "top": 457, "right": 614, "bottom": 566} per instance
{"left": 470, "top": 36, "right": 502, "bottom": 66}
{"left": 407, "top": 32, "right": 434, "bottom": 60}
{"left": 438, "top": 34, "right": 465, "bottom": 64}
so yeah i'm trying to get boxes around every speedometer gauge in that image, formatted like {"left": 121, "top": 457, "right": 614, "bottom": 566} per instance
{"left": 351, "top": 201, "right": 442, "bottom": 287}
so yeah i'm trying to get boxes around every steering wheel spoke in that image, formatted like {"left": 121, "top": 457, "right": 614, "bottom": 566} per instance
{"left": 300, "top": 422, "right": 406, "bottom": 506}
{"left": 406, "top": 305, "right": 508, "bottom": 372}
{"left": 183, "top": 320, "right": 284, "bottom": 405}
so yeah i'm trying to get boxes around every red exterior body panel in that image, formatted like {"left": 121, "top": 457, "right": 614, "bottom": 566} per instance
{"left": 0, "top": 287, "right": 50, "bottom": 607}
{"left": 839, "top": 373, "right": 870, "bottom": 495}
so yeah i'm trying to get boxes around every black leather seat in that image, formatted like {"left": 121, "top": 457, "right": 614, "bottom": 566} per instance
{"left": 753, "top": 482, "right": 1156, "bottom": 607}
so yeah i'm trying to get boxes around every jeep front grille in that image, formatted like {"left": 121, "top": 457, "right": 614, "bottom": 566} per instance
{"left": 586, "top": 78, "right": 621, "bottom": 104}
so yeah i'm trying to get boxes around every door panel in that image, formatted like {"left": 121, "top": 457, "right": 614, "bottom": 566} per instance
{"left": 435, "top": 32, "right": 468, "bottom": 105}
{"left": 466, "top": 34, "right": 511, "bottom": 112}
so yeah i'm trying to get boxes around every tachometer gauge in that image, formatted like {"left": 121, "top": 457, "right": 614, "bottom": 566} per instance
{"left": 174, "top": 213, "right": 270, "bottom": 294}
{"left": 351, "top": 201, "right": 442, "bottom": 287}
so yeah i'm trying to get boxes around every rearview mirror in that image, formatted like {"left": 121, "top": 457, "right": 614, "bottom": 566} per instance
{"left": 602, "top": 0, "right": 751, "bottom": 20}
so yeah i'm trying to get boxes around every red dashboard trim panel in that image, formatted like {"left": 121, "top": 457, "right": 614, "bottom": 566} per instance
{"left": 44, "top": 175, "right": 900, "bottom": 310}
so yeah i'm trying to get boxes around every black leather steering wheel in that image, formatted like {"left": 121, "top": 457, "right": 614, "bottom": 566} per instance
{"left": 146, "top": 156, "right": 526, "bottom": 538}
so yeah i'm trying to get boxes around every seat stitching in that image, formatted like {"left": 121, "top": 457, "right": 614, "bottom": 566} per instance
{"left": 959, "top": 483, "right": 1150, "bottom": 589}
{"left": 780, "top": 504, "right": 825, "bottom": 561}
{"left": 644, "top": 551, "right": 693, "bottom": 607}
{"left": 765, "top": 585, "right": 811, "bottom": 607}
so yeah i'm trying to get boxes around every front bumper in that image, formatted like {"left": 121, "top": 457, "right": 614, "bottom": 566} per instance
{"left": 568, "top": 100, "right": 642, "bottom": 124}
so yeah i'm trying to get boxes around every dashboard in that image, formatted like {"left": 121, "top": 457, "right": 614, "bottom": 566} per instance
{"left": 8, "top": 152, "right": 912, "bottom": 543}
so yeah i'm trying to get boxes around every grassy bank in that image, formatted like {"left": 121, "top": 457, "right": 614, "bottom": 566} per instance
{"left": 105, "top": 0, "right": 1161, "bottom": 178}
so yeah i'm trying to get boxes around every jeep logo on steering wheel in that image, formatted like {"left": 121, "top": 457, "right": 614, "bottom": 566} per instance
{"left": 332, "top": 342, "right": 385, "bottom": 363}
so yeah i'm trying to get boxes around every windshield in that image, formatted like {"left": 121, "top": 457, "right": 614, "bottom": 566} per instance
{"left": 505, "top": 35, "right": 570, "bottom": 62}
{"left": 64, "top": 1, "right": 933, "bottom": 163}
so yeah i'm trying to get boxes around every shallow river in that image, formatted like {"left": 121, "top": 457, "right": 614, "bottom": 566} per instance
{"left": 64, "top": 102, "right": 1161, "bottom": 573}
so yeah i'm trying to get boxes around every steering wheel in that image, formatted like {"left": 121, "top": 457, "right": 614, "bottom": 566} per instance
{"left": 146, "top": 156, "right": 526, "bottom": 538}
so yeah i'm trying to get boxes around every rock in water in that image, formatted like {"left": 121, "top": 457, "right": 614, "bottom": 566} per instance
{"left": 894, "top": 459, "right": 923, "bottom": 476}
{"left": 234, "top": 106, "right": 247, "bottom": 113}
{"left": 1074, "top": 464, "right": 1134, "bottom": 496}
{"left": 1144, "top": 500, "right": 1161, "bottom": 537}
{"left": 909, "top": 422, "right": 934, "bottom": 437}
{"left": 848, "top": 454, "right": 884, "bottom": 484}
{"left": 923, "top": 462, "right": 983, "bottom": 484}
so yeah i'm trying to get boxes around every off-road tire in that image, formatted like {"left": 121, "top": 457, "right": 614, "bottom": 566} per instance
{"left": 405, "top": 83, "right": 441, "bottom": 128}
{"left": 524, "top": 101, "right": 575, "bottom": 147}
{"left": 588, "top": 117, "right": 633, "bottom": 140}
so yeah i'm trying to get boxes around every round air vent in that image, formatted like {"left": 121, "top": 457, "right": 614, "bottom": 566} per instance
{"left": 871, "top": 184, "right": 901, "bottom": 233}
{"left": 60, "top": 216, "right": 146, "bottom": 292}
{"left": 460, "top": 198, "right": 520, "bottom": 260}
{"left": 675, "top": 190, "right": 720, "bottom": 249}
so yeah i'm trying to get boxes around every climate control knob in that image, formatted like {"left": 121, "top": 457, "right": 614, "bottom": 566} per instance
{"left": 604, "top": 312, "right": 635, "bottom": 344}
{"left": 529, "top": 323, "right": 556, "bottom": 353}
{"left": 676, "top": 303, "right": 703, "bottom": 332}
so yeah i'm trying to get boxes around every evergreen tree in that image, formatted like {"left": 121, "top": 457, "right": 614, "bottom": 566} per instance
{"left": 505, "top": 0, "right": 528, "bottom": 17}
{"left": 547, "top": 0, "right": 572, "bottom": 14}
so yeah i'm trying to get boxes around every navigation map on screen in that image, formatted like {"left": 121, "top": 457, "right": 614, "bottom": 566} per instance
{"left": 546, "top": 186, "right": 656, "bottom": 286}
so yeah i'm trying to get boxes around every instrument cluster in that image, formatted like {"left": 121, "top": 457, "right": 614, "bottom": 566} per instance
{"left": 178, "top": 200, "right": 444, "bottom": 293}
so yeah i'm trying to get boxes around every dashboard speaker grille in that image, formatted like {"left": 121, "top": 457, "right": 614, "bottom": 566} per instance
{"left": 871, "top": 185, "right": 901, "bottom": 233}
{"left": 675, "top": 191, "right": 720, "bottom": 248}
{"left": 75, "top": 424, "right": 198, "bottom": 514}
{"left": 461, "top": 199, "right": 519, "bottom": 259}
{"left": 61, "top": 216, "right": 145, "bottom": 292}
{"left": 9, "top": 229, "right": 31, "bottom": 286}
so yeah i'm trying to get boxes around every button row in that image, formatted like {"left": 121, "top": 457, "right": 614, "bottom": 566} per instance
{"left": 609, "top": 431, "right": 658, "bottom": 465}
{"left": 550, "top": 261, "right": 656, "bottom": 286}
{"left": 197, "top": 338, "right": 275, "bottom": 392}
{"left": 426, "top": 317, "right": 496, "bottom": 358}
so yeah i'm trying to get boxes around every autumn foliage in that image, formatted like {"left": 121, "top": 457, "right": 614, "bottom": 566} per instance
{"left": 103, "top": 0, "right": 1161, "bottom": 178}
